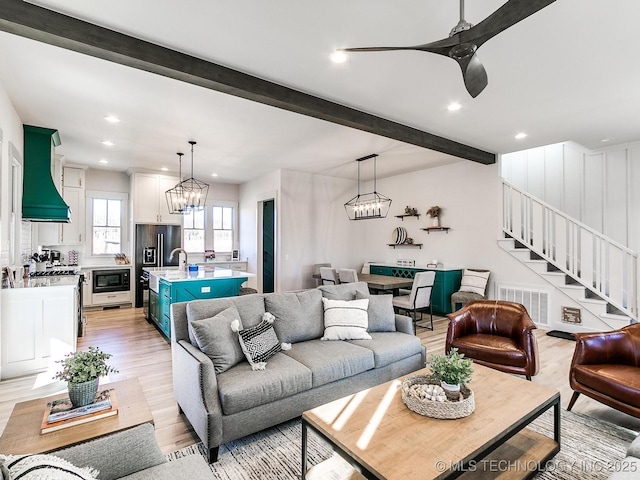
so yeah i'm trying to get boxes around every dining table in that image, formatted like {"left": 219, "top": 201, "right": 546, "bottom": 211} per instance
{"left": 357, "top": 273, "right": 413, "bottom": 296}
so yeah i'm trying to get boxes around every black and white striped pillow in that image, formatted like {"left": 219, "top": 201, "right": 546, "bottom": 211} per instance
{"left": 459, "top": 269, "right": 490, "bottom": 296}
{"left": 0, "top": 453, "right": 98, "bottom": 480}
{"left": 321, "top": 298, "right": 372, "bottom": 340}
{"left": 231, "top": 314, "right": 283, "bottom": 370}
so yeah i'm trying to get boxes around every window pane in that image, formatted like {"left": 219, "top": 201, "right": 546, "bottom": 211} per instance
{"left": 212, "top": 206, "right": 222, "bottom": 229}
{"left": 107, "top": 200, "right": 121, "bottom": 227}
{"left": 184, "top": 229, "right": 205, "bottom": 253}
{"left": 194, "top": 209, "right": 205, "bottom": 229}
{"left": 222, "top": 207, "right": 232, "bottom": 229}
{"left": 213, "top": 230, "right": 233, "bottom": 252}
{"left": 183, "top": 210, "right": 194, "bottom": 229}
{"left": 93, "top": 199, "right": 107, "bottom": 226}
{"left": 93, "top": 227, "right": 121, "bottom": 254}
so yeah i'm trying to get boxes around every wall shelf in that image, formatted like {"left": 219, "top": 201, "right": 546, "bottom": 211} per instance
{"left": 395, "top": 213, "right": 421, "bottom": 221}
{"left": 387, "top": 243, "right": 423, "bottom": 249}
{"left": 421, "top": 227, "right": 450, "bottom": 234}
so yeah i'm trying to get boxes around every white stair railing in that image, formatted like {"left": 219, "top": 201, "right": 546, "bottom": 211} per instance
{"left": 502, "top": 180, "right": 638, "bottom": 320}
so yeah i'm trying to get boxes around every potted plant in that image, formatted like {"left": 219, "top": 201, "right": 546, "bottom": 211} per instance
{"left": 428, "top": 348, "right": 473, "bottom": 393}
{"left": 54, "top": 346, "right": 119, "bottom": 407}
{"left": 426, "top": 205, "right": 441, "bottom": 227}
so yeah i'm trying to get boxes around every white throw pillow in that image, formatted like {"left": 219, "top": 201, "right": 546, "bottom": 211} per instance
{"left": 0, "top": 453, "right": 98, "bottom": 480}
{"left": 459, "top": 269, "right": 490, "bottom": 296}
{"left": 321, "top": 298, "right": 372, "bottom": 341}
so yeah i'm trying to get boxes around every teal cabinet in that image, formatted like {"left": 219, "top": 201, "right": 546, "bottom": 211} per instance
{"left": 152, "top": 277, "right": 247, "bottom": 339}
{"left": 370, "top": 265, "right": 462, "bottom": 315}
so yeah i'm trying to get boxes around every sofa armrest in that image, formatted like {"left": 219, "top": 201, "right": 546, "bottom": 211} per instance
{"left": 53, "top": 423, "right": 165, "bottom": 480}
{"left": 173, "top": 339, "right": 224, "bottom": 450}
{"left": 394, "top": 313, "right": 414, "bottom": 335}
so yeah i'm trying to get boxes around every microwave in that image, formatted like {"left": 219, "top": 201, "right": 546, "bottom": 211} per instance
{"left": 93, "top": 269, "right": 130, "bottom": 294}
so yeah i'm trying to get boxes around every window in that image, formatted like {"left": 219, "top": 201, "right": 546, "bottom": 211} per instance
{"left": 212, "top": 205, "right": 234, "bottom": 252}
{"left": 183, "top": 208, "right": 205, "bottom": 253}
{"left": 91, "top": 198, "right": 122, "bottom": 255}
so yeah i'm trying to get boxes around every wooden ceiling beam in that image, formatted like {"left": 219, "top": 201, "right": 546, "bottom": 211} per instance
{"left": 0, "top": 0, "right": 495, "bottom": 165}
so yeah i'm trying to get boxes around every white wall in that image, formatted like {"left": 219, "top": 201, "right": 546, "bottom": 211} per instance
{"left": 502, "top": 140, "right": 640, "bottom": 253}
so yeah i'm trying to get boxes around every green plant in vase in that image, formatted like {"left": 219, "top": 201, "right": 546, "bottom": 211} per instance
{"left": 54, "top": 346, "right": 119, "bottom": 407}
{"left": 428, "top": 348, "right": 473, "bottom": 392}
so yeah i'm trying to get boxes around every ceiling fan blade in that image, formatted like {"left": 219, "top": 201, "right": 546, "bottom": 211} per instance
{"left": 341, "top": 46, "right": 418, "bottom": 53}
{"left": 461, "top": 0, "right": 556, "bottom": 48}
{"left": 455, "top": 53, "right": 487, "bottom": 98}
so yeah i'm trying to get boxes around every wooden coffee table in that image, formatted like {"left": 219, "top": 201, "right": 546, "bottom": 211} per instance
{"left": 302, "top": 364, "right": 560, "bottom": 480}
{"left": 0, "top": 377, "right": 154, "bottom": 454}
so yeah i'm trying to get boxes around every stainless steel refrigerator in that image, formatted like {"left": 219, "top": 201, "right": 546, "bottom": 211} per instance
{"left": 134, "top": 224, "right": 181, "bottom": 307}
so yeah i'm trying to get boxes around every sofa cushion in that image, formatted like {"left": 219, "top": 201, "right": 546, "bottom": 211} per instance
{"left": 122, "top": 455, "right": 212, "bottom": 480}
{"left": 265, "top": 289, "right": 324, "bottom": 343}
{"left": 319, "top": 281, "right": 370, "bottom": 300}
{"left": 355, "top": 292, "right": 396, "bottom": 332}
{"left": 348, "top": 332, "right": 423, "bottom": 368}
{"left": 216, "top": 353, "right": 312, "bottom": 415}
{"left": 190, "top": 306, "right": 245, "bottom": 373}
{"left": 0, "top": 454, "right": 98, "bottom": 480}
{"left": 186, "top": 295, "right": 266, "bottom": 344}
{"left": 282, "top": 339, "right": 375, "bottom": 387}
{"left": 233, "top": 315, "right": 282, "bottom": 370}
{"left": 321, "top": 298, "right": 372, "bottom": 341}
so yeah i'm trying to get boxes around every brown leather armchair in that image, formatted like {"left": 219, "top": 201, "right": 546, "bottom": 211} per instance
{"left": 446, "top": 300, "right": 539, "bottom": 380}
{"left": 567, "top": 323, "right": 640, "bottom": 418}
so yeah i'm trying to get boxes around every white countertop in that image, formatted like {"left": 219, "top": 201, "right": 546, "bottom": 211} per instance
{"left": 5, "top": 275, "right": 81, "bottom": 289}
{"left": 370, "top": 263, "right": 463, "bottom": 271}
{"left": 144, "top": 266, "right": 254, "bottom": 283}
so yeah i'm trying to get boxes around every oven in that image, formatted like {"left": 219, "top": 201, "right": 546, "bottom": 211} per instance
{"left": 93, "top": 269, "right": 131, "bottom": 294}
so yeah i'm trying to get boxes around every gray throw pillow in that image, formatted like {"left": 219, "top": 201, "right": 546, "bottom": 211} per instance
{"left": 356, "top": 292, "right": 396, "bottom": 332}
{"left": 319, "top": 281, "right": 370, "bottom": 300}
{"left": 265, "top": 289, "right": 324, "bottom": 343}
{"left": 190, "top": 305, "right": 245, "bottom": 373}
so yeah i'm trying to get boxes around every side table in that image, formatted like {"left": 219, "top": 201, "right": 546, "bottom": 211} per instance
{"left": 0, "top": 377, "right": 153, "bottom": 454}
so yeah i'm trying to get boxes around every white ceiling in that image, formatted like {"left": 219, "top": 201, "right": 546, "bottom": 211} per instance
{"left": 0, "top": 0, "right": 638, "bottom": 184}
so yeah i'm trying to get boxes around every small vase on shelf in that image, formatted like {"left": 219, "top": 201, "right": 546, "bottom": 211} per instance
{"left": 431, "top": 217, "right": 439, "bottom": 227}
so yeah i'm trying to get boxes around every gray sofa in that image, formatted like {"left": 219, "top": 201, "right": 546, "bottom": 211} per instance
{"left": 53, "top": 423, "right": 210, "bottom": 479}
{"left": 610, "top": 435, "right": 640, "bottom": 480}
{"left": 170, "top": 282, "right": 426, "bottom": 462}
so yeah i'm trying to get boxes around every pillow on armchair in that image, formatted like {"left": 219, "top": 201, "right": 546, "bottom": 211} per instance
{"left": 459, "top": 269, "right": 490, "bottom": 296}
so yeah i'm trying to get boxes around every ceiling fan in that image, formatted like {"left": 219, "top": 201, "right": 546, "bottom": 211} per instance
{"left": 339, "top": 0, "right": 556, "bottom": 98}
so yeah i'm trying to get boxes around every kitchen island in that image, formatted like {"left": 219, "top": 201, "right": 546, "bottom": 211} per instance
{"left": 144, "top": 266, "right": 254, "bottom": 338}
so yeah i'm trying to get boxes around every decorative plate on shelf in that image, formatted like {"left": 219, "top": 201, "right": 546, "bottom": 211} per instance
{"left": 393, "top": 227, "right": 407, "bottom": 244}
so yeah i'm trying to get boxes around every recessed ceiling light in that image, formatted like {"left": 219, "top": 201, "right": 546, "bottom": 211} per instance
{"left": 102, "top": 140, "right": 114, "bottom": 146}
{"left": 104, "top": 115, "right": 120, "bottom": 123}
{"left": 600, "top": 137, "right": 615, "bottom": 143}
{"left": 99, "top": 159, "right": 108, "bottom": 164}
{"left": 447, "top": 102, "right": 462, "bottom": 111}
{"left": 211, "top": 173, "right": 218, "bottom": 177}
{"left": 330, "top": 50, "right": 348, "bottom": 64}
{"left": 161, "top": 167, "right": 169, "bottom": 171}
{"left": 514, "top": 132, "right": 527, "bottom": 140}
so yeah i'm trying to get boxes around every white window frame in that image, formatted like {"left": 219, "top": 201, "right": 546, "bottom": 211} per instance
{"left": 85, "top": 190, "right": 128, "bottom": 257}
{"left": 210, "top": 201, "right": 237, "bottom": 254}
{"left": 183, "top": 208, "right": 206, "bottom": 253}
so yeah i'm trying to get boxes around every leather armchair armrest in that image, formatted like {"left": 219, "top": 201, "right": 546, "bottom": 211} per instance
{"left": 445, "top": 309, "right": 477, "bottom": 352}
{"left": 571, "top": 330, "right": 634, "bottom": 366}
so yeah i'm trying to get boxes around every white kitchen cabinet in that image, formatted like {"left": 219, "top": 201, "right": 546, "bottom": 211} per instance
{"left": 1, "top": 285, "right": 77, "bottom": 380}
{"left": 92, "top": 291, "right": 132, "bottom": 306}
{"left": 37, "top": 167, "right": 85, "bottom": 246}
{"left": 130, "top": 172, "right": 180, "bottom": 224}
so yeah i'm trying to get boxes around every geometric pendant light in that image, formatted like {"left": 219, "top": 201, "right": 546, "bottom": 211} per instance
{"left": 344, "top": 153, "right": 392, "bottom": 220}
{"left": 166, "top": 141, "right": 210, "bottom": 214}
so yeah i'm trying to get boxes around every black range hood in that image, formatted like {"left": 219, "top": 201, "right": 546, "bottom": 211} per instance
{"left": 22, "top": 125, "right": 71, "bottom": 223}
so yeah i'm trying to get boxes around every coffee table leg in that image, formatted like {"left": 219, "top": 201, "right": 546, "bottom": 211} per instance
{"left": 554, "top": 397, "right": 561, "bottom": 446}
{"left": 301, "top": 418, "right": 308, "bottom": 480}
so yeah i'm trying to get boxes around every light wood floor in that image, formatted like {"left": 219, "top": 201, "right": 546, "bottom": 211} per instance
{"left": 1, "top": 307, "right": 639, "bottom": 455}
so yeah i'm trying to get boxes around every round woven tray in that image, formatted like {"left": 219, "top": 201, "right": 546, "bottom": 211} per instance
{"left": 401, "top": 375, "right": 475, "bottom": 419}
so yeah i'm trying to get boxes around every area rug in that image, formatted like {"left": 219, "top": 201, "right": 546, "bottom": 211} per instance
{"left": 166, "top": 409, "right": 637, "bottom": 480}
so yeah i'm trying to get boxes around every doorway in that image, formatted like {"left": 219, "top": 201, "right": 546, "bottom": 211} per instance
{"left": 262, "top": 199, "right": 275, "bottom": 293}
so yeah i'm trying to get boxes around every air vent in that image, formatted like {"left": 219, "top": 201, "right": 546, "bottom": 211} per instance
{"left": 497, "top": 285, "right": 550, "bottom": 326}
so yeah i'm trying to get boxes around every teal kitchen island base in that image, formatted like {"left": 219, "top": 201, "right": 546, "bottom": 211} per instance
{"left": 146, "top": 268, "right": 253, "bottom": 338}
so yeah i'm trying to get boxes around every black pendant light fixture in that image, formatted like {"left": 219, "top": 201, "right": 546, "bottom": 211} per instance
{"left": 165, "top": 141, "right": 209, "bottom": 214}
{"left": 344, "top": 154, "right": 392, "bottom": 220}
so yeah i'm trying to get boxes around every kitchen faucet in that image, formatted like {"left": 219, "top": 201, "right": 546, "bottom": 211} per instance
{"left": 169, "top": 248, "right": 188, "bottom": 271}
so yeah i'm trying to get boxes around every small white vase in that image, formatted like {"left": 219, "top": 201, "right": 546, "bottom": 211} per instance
{"left": 431, "top": 216, "right": 439, "bottom": 227}
{"left": 440, "top": 380, "right": 461, "bottom": 393}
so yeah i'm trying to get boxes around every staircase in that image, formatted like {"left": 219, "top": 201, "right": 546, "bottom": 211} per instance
{"left": 500, "top": 181, "right": 637, "bottom": 329}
